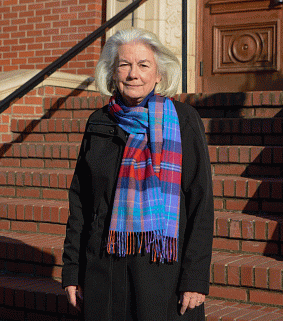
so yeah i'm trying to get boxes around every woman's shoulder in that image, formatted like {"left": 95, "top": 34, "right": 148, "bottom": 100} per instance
{"left": 87, "top": 104, "right": 115, "bottom": 124}
{"left": 173, "top": 100, "right": 203, "bottom": 130}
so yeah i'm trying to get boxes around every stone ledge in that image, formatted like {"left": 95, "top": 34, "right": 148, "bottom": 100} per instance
{"left": 0, "top": 70, "right": 97, "bottom": 101}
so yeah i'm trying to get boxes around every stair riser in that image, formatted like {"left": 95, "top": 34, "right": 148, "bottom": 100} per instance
{"left": 214, "top": 197, "right": 283, "bottom": 213}
{"left": 212, "top": 237, "right": 281, "bottom": 256}
{"left": 212, "top": 164, "right": 282, "bottom": 178}
{"left": 0, "top": 260, "right": 62, "bottom": 280}
{"left": 196, "top": 107, "right": 283, "bottom": 119}
{"left": 0, "top": 220, "right": 66, "bottom": 235}
{"left": 0, "top": 202, "right": 68, "bottom": 225}
{"left": 12, "top": 132, "right": 84, "bottom": 143}
{"left": 209, "top": 285, "right": 283, "bottom": 308}
{"left": 210, "top": 253, "right": 283, "bottom": 292}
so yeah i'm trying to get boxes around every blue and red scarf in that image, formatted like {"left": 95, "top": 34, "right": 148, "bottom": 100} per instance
{"left": 107, "top": 93, "right": 182, "bottom": 262}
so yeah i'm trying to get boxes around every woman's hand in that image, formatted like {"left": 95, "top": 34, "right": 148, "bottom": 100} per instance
{"left": 65, "top": 285, "right": 84, "bottom": 312}
{"left": 179, "top": 291, "right": 205, "bottom": 315}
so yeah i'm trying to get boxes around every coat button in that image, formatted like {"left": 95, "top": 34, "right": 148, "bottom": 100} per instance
{"left": 109, "top": 129, "right": 114, "bottom": 134}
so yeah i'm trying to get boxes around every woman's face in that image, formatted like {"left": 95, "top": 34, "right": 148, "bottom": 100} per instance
{"left": 113, "top": 41, "right": 161, "bottom": 106}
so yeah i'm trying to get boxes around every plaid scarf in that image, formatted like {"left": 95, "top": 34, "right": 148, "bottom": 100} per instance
{"left": 107, "top": 94, "right": 182, "bottom": 262}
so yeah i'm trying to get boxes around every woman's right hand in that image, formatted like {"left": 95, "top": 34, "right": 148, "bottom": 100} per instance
{"left": 65, "top": 285, "right": 83, "bottom": 312}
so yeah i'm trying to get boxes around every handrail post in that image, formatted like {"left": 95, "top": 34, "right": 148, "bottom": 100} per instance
{"left": 182, "top": 0, "right": 187, "bottom": 93}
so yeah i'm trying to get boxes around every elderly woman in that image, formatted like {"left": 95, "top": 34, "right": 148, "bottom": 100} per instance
{"left": 62, "top": 28, "right": 214, "bottom": 321}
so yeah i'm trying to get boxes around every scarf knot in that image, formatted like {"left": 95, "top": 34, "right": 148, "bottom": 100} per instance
{"left": 107, "top": 94, "right": 182, "bottom": 263}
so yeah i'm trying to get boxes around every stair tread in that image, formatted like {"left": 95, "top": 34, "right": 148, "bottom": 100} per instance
{"left": 213, "top": 175, "right": 283, "bottom": 182}
{"left": 0, "top": 230, "right": 64, "bottom": 249}
{"left": 205, "top": 298, "right": 283, "bottom": 321}
{"left": 211, "top": 251, "right": 283, "bottom": 291}
{"left": 0, "top": 166, "right": 73, "bottom": 174}
{"left": 0, "top": 197, "right": 68, "bottom": 207}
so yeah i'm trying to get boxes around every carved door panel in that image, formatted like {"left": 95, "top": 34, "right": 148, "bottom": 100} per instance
{"left": 197, "top": 0, "right": 283, "bottom": 93}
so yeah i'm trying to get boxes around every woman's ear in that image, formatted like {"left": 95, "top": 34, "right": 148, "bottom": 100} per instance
{"left": 156, "top": 73, "right": 162, "bottom": 84}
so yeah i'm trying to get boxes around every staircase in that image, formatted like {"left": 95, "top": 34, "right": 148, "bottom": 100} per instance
{"left": 0, "top": 90, "right": 283, "bottom": 320}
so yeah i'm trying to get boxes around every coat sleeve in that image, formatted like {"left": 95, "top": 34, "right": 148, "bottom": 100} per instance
{"left": 178, "top": 105, "right": 214, "bottom": 295}
{"left": 61, "top": 126, "right": 90, "bottom": 288}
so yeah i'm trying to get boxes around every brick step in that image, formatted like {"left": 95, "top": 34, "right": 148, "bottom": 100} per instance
{"left": 179, "top": 91, "right": 283, "bottom": 118}
{"left": 0, "top": 198, "right": 68, "bottom": 234}
{"left": 213, "top": 175, "right": 283, "bottom": 213}
{"left": 205, "top": 298, "right": 283, "bottom": 321}
{"left": 196, "top": 105, "right": 283, "bottom": 119}
{"left": 10, "top": 118, "right": 86, "bottom": 143}
{"left": 210, "top": 251, "right": 283, "bottom": 303}
{"left": 0, "top": 274, "right": 78, "bottom": 320}
{"left": 0, "top": 142, "right": 80, "bottom": 169}
{"left": 203, "top": 118, "right": 283, "bottom": 146}
{"left": 0, "top": 231, "right": 64, "bottom": 280}
{"left": 209, "top": 145, "right": 283, "bottom": 178}
{"left": 44, "top": 95, "right": 107, "bottom": 112}
{"left": 0, "top": 167, "right": 73, "bottom": 201}
{"left": 213, "top": 211, "right": 282, "bottom": 256}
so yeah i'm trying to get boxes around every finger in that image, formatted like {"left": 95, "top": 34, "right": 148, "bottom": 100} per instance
{"left": 180, "top": 295, "right": 190, "bottom": 315}
{"left": 67, "top": 288, "right": 77, "bottom": 308}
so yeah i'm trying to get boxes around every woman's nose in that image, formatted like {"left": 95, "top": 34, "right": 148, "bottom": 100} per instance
{"left": 128, "top": 64, "right": 138, "bottom": 79}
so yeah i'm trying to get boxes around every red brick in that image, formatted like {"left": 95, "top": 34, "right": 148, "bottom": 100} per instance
{"left": 11, "top": 221, "right": 37, "bottom": 233}
{"left": 209, "top": 285, "right": 247, "bottom": 301}
{"left": 39, "top": 223, "right": 65, "bottom": 235}
{"left": 213, "top": 238, "right": 240, "bottom": 251}
{"left": 250, "top": 290, "right": 283, "bottom": 305}
{"left": 42, "top": 189, "right": 68, "bottom": 200}
{"left": 269, "top": 263, "right": 283, "bottom": 291}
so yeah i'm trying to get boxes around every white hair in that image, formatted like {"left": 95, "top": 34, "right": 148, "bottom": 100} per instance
{"left": 95, "top": 28, "right": 181, "bottom": 97}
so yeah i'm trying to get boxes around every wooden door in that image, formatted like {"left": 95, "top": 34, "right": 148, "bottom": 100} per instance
{"left": 197, "top": 0, "right": 283, "bottom": 93}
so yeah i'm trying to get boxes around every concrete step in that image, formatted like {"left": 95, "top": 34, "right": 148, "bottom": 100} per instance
{"left": 213, "top": 211, "right": 282, "bottom": 256}
{"left": 210, "top": 251, "right": 283, "bottom": 306}
{"left": 0, "top": 274, "right": 78, "bottom": 320}
{"left": 0, "top": 230, "right": 64, "bottom": 279}
{"left": 205, "top": 298, "right": 283, "bottom": 321}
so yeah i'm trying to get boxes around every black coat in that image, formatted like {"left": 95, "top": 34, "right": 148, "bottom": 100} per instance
{"left": 62, "top": 101, "right": 214, "bottom": 321}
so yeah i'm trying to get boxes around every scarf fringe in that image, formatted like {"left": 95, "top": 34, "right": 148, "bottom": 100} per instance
{"left": 107, "top": 230, "right": 178, "bottom": 263}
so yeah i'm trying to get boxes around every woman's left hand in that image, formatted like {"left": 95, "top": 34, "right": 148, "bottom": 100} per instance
{"left": 179, "top": 291, "right": 205, "bottom": 315}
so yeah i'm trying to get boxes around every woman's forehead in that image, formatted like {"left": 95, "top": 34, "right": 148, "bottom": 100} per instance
{"left": 117, "top": 42, "right": 155, "bottom": 61}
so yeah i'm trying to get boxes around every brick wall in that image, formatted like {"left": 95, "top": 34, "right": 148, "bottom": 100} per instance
{"left": 0, "top": 0, "right": 105, "bottom": 75}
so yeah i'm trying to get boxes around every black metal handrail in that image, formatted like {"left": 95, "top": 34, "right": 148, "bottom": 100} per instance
{"left": 0, "top": 0, "right": 147, "bottom": 114}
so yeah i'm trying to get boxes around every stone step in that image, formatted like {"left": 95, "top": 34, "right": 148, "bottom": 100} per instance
{"left": 213, "top": 211, "right": 282, "bottom": 256}
{"left": 0, "top": 230, "right": 64, "bottom": 280}
{"left": 205, "top": 298, "right": 283, "bottom": 321}
{"left": 0, "top": 274, "right": 78, "bottom": 320}
{"left": 210, "top": 251, "right": 283, "bottom": 305}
